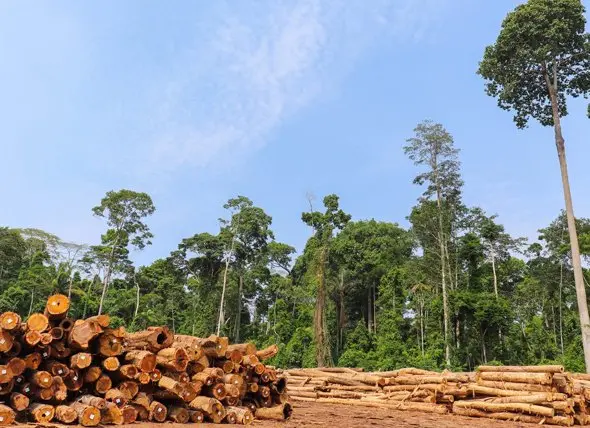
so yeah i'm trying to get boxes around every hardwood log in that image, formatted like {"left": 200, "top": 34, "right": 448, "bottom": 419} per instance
{"left": 68, "top": 319, "right": 103, "bottom": 349}
{"left": 227, "top": 406, "right": 253, "bottom": 425}
{"left": 157, "top": 347, "right": 189, "bottom": 371}
{"left": 100, "top": 401, "right": 123, "bottom": 425}
{"left": 102, "top": 356, "right": 120, "bottom": 371}
{"left": 475, "top": 380, "right": 553, "bottom": 392}
{"left": 27, "top": 313, "right": 49, "bottom": 332}
{"left": 256, "top": 344, "right": 279, "bottom": 361}
{"left": 119, "top": 380, "right": 140, "bottom": 399}
{"left": 45, "top": 294, "right": 70, "bottom": 320}
{"left": 29, "top": 403, "right": 55, "bottom": 423}
{"left": 124, "top": 326, "right": 173, "bottom": 353}
{"left": 71, "top": 352, "right": 92, "bottom": 369}
{"left": 105, "top": 388, "right": 127, "bottom": 407}
{"left": 477, "top": 365, "right": 564, "bottom": 373}
{"left": 64, "top": 369, "right": 84, "bottom": 391}
{"left": 255, "top": 403, "right": 293, "bottom": 420}
{"left": 49, "top": 327, "right": 64, "bottom": 340}
{"left": 59, "top": 317, "right": 74, "bottom": 332}
{"left": 453, "top": 400, "right": 554, "bottom": 417}
{"left": 125, "top": 350, "right": 156, "bottom": 372}
{"left": 31, "top": 370, "right": 53, "bottom": 388}
{"left": 0, "top": 404, "right": 15, "bottom": 425}
{"left": 95, "top": 374, "right": 112, "bottom": 394}
{"left": 85, "top": 315, "right": 110, "bottom": 328}
{"left": 24, "top": 330, "right": 41, "bottom": 346}
{"left": 77, "top": 395, "right": 107, "bottom": 410}
{"left": 0, "top": 313, "right": 20, "bottom": 331}
{"left": 189, "top": 396, "right": 226, "bottom": 423}
{"left": 7, "top": 358, "right": 25, "bottom": 377}
{"left": 118, "top": 364, "right": 138, "bottom": 379}
{"left": 55, "top": 404, "right": 78, "bottom": 424}
{"left": 167, "top": 405, "right": 189, "bottom": 423}
{"left": 122, "top": 405, "right": 138, "bottom": 423}
{"left": 149, "top": 400, "right": 167, "bottom": 422}
{"left": 452, "top": 406, "right": 573, "bottom": 426}
{"left": 52, "top": 376, "right": 68, "bottom": 401}
{"left": 9, "top": 392, "right": 29, "bottom": 411}
{"left": 189, "top": 409, "right": 205, "bottom": 423}
{"left": 477, "top": 371, "right": 553, "bottom": 385}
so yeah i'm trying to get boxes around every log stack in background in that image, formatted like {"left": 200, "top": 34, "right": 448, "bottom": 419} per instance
{"left": 0, "top": 294, "right": 290, "bottom": 425}
{"left": 284, "top": 365, "right": 590, "bottom": 426}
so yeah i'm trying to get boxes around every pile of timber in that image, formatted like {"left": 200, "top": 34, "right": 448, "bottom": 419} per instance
{"left": 284, "top": 365, "right": 590, "bottom": 426}
{"left": 0, "top": 294, "right": 290, "bottom": 425}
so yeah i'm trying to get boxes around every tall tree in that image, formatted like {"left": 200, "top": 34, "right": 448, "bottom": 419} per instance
{"left": 302, "top": 194, "right": 351, "bottom": 366}
{"left": 478, "top": 0, "right": 590, "bottom": 371}
{"left": 405, "top": 120, "right": 463, "bottom": 367}
{"left": 90, "top": 189, "right": 155, "bottom": 315}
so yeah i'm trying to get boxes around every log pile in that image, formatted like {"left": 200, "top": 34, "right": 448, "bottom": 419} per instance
{"left": 284, "top": 365, "right": 590, "bottom": 426}
{"left": 0, "top": 294, "right": 290, "bottom": 425}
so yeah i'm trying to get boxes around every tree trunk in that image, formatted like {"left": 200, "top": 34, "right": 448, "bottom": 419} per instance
{"left": 234, "top": 274, "right": 243, "bottom": 343}
{"left": 367, "top": 289, "right": 373, "bottom": 334}
{"left": 490, "top": 246, "right": 498, "bottom": 298}
{"left": 559, "top": 259, "right": 565, "bottom": 355}
{"left": 546, "top": 69, "right": 590, "bottom": 373}
{"left": 315, "top": 246, "right": 332, "bottom": 367}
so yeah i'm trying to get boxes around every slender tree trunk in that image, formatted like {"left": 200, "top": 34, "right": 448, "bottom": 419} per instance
{"left": 546, "top": 69, "right": 590, "bottom": 372}
{"left": 217, "top": 214, "right": 240, "bottom": 336}
{"left": 373, "top": 284, "right": 377, "bottom": 333}
{"left": 490, "top": 246, "right": 498, "bottom": 298}
{"left": 559, "top": 260, "right": 565, "bottom": 355}
{"left": 314, "top": 246, "right": 331, "bottom": 367}
{"left": 234, "top": 274, "right": 243, "bottom": 343}
{"left": 28, "top": 288, "right": 34, "bottom": 317}
{"left": 98, "top": 234, "right": 120, "bottom": 316}
{"left": 367, "top": 287, "right": 373, "bottom": 333}
{"left": 420, "top": 302, "right": 425, "bottom": 357}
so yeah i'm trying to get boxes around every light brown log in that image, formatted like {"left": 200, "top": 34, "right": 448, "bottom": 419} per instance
{"left": 180, "top": 382, "right": 199, "bottom": 402}
{"left": 85, "top": 314, "right": 110, "bottom": 328}
{"left": 7, "top": 358, "right": 25, "bottom": 377}
{"left": 189, "top": 396, "right": 226, "bottom": 423}
{"left": 119, "top": 380, "right": 139, "bottom": 400}
{"left": 168, "top": 405, "right": 189, "bottom": 423}
{"left": 224, "top": 409, "right": 238, "bottom": 424}
{"left": 97, "top": 329, "right": 124, "bottom": 357}
{"left": 226, "top": 349, "right": 243, "bottom": 363}
{"left": 9, "top": 392, "right": 29, "bottom": 411}
{"left": 489, "top": 393, "right": 568, "bottom": 403}
{"left": 136, "top": 372, "right": 151, "bottom": 384}
{"left": 189, "top": 409, "right": 205, "bottom": 423}
{"left": 122, "top": 405, "right": 138, "bottom": 424}
{"left": 475, "top": 380, "right": 553, "bottom": 392}
{"left": 256, "top": 344, "right": 279, "bottom": 361}
{"left": 40, "top": 332, "right": 53, "bottom": 345}
{"left": 94, "top": 374, "right": 112, "bottom": 394}
{"left": 0, "top": 404, "right": 15, "bottom": 425}
{"left": 68, "top": 319, "right": 103, "bottom": 349}
{"left": 255, "top": 403, "right": 293, "bottom": 420}
{"left": 25, "top": 330, "right": 41, "bottom": 346}
{"left": 227, "top": 343, "right": 257, "bottom": 356}
{"left": 216, "top": 359, "right": 235, "bottom": 373}
{"left": 78, "top": 395, "right": 107, "bottom": 410}
{"left": 129, "top": 403, "right": 149, "bottom": 421}
{"left": 477, "top": 371, "right": 552, "bottom": 385}
{"left": 29, "top": 403, "right": 55, "bottom": 423}
{"left": 452, "top": 407, "right": 574, "bottom": 426}
{"left": 149, "top": 400, "right": 167, "bottom": 422}
{"left": 205, "top": 382, "right": 227, "bottom": 400}
{"left": 71, "top": 352, "right": 92, "bottom": 370}
{"left": 225, "top": 383, "right": 240, "bottom": 398}
{"left": 31, "top": 370, "right": 53, "bottom": 388}
{"left": 52, "top": 376, "right": 68, "bottom": 401}
{"left": 224, "top": 396, "right": 240, "bottom": 406}
{"left": 156, "top": 347, "right": 189, "bottom": 372}
{"left": 227, "top": 406, "right": 253, "bottom": 425}
{"left": 453, "top": 400, "right": 554, "bottom": 417}
{"left": 100, "top": 401, "right": 123, "bottom": 425}
{"left": 477, "top": 365, "right": 564, "bottom": 373}
{"left": 133, "top": 391, "right": 151, "bottom": 410}
{"left": 124, "top": 350, "right": 156, "bottom": 372}
{"left": 118, "top": 364, "right": 138, "bottom": 379}
{"left": 45, "top": 294, "right": 70, "bottom": 320}
{"left": 161, "top": 370, "right": 189, "bottom": 383}
{"left": 27, "top": 313, "right": 49, "bottom": 332}
{"left": 54, "top": 405, "right": 77, "bottom": 424}
{"left": 106, "top": 388, "right": 127, "bottom": 407}
{"left": 150, "top": 368, "right": 162, "bottom": 382}
{"left": 64, "top": 369, "right": 83, "bottom": 391}
{"left": 242, "top": 354, "right": 259, "bottom": 366}
{"left": 0, "top": 312, "right": 20, "bottom": 331}
{"left": 124, "top": 326, "right": 174, "bottom": 353}
{"left": 102, "top": 356, "right": 120, "bottom": 372}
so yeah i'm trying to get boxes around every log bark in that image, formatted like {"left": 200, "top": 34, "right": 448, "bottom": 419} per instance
{"left": 157, "top": 347, "right": 189, "bottom": 371}
{"left": 68, "top": 319, "right": 103, "bottom": 349}
{"left": 78, "top": 394, "right": 107, "bottom": 410}
{"left": 477, "top": 371, "right": 552, "bottom": 385}
{"left": 477, "top": 365, "right": 564, "bottom": 373}
{"left": 452, "top": 406, "right": 573, "bottom": 426}
{"left": 256, "top": 344, "right": 279, "bottom": 361}
{"left": 453, "top": 400, "right": 554, "bottom": 417}
{"left": 227, "top": 406, "right": 253, "bottom": 425}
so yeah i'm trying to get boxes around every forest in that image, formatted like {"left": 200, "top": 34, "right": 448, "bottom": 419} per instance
{"left": 1, "top": 120, "right": 589, "bottom": 373}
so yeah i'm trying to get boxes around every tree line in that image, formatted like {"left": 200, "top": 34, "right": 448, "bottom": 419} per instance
{"left": 3, "top": 0, "right": 590, "bottom": 372}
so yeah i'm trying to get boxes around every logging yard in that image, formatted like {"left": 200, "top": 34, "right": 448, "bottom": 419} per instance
{"left": 0, "top": 292, "right": 586, "bottom": 426}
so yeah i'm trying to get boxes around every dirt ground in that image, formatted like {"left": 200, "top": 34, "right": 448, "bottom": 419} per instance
{"left": 73, "top": 401, "right": 551, "bottom": 428}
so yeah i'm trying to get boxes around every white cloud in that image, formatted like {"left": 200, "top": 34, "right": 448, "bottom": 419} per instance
{"left": 145, "top": 0, "right": 453, "bottom": 173}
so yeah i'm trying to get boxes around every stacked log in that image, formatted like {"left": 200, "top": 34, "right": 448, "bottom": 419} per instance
{"left": 0, "top": 294, "right": 289, "bottom": 425}
{"left": 283, "top": 365, "right": 589, "bottom": 426}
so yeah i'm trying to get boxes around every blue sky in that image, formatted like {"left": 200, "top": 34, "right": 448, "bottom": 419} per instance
{"left": 2, "top": 0, "right": 590, "bottom": 266}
